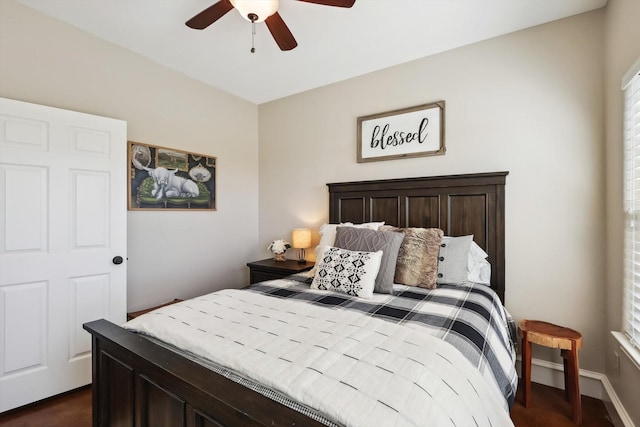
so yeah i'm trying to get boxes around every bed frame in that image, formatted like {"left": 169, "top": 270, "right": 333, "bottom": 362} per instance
{"left": 83, "top": 171, "right": 507, "bottom": 427}
{"left": 327, "top": 171, "right": 507, "bottom": 302}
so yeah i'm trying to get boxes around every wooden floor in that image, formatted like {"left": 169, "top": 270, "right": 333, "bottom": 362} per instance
{"left": 0, "top": 385, "right": 92, "bottom": 427}
{"left": 0, "top": 382, "right": 614, "bottom": 427}
{"left": 511, "top": 383, "right": 614, "bottom": 427}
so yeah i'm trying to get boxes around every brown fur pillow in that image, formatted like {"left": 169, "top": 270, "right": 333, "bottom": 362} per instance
{"left": 379, "top": 226, "right": 444, "bottom": 289}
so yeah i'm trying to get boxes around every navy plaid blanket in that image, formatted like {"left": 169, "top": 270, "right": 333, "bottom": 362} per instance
{"left": 248, "top": 274, "right": 518, "bottom": 407}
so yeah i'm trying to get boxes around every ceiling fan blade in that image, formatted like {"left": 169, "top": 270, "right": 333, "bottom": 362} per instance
{"left": 265, "top": 12, "right": 298, "bottom": 51}
{"left": 186, "top": 0, "right": 234, "bottom": 30}
{"left": 295, "top": 0, "right": 355, "bottom": 7}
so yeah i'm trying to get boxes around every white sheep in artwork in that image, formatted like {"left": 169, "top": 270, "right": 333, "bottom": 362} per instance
{"left": 143, "top": 167, "right": 199, "bottom": 199}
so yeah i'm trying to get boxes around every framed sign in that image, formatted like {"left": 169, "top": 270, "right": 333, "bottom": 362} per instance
{"left": 128, "top": 141, "right": 216, "bottom": 210}
{"left": 357, "top": 101, "right": 445, "bottom": 163}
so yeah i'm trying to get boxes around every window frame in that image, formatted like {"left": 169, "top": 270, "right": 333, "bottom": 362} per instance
{"left": 618, "top": 57, "right": 640, "bottom": 368}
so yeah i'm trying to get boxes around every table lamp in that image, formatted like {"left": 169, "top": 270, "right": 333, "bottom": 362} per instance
{"left": 292, "top": 228, "right": 311, "bottom": 264}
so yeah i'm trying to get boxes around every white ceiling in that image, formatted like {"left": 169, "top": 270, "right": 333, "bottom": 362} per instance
{"left": 19, "top": 0, "right": 607, "bottom": 104}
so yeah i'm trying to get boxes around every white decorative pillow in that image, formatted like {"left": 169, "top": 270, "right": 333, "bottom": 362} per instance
{"left": 318, "top": 222, "right": 385, "bottom": 247}
{"left": 306, "top": 245, "right": 329, "bottom": 278}
{"left": 311, "top": 247, "right": 382, "bottom": 299}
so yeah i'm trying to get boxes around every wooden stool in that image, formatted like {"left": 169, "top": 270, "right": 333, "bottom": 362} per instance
{"left": 519, "top": 320, "right": 583, "bottom": 425}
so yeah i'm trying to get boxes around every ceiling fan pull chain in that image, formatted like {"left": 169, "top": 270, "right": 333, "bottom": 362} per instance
{"left": 251, "top": 20, "right": 256, "bottom": 53}
{"left": 249, "top": 13, "right": 257, "bottom": 53}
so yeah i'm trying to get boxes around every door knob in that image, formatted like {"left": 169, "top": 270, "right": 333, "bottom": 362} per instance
{"left": 112, "top": 256, "right": 124, "bottom": 265}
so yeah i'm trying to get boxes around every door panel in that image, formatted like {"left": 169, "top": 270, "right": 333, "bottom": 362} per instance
{"left": 0, "top": 282, "right": 47, "bottom": 375}
{"left": 1, "top": 165, "right": 48, "bottom": 253}
{"left": 0, "top": 97, "right": 127, "bottom": 412}
{"left": 71, "top": 170, "right": 109, "bottom": 248}
{"left": 0, "top": 115, "right": 48, "bottom": 151}
{"left": 70, "top": 126, "right": 111, "bottom": 157}
{"left": 69, "top": 275, "right": 110, "bottom": 359}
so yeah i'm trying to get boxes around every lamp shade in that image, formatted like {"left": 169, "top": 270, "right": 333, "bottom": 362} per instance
{"left": 292, "top": 228, "right": 311, "bottom": 249}
{"left": 230, "top": 0, "right": 279, "bottom": 22}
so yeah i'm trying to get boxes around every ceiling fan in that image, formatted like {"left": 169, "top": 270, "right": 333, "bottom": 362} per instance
{"left": 186, "top": 0, "right": 356, "bottom": 52}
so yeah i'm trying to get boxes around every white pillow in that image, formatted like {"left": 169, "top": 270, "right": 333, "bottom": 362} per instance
{"left": 317, "top": 222, "right": 385, "bottom": 247}
{"left": 469, "top": 240, "right": 489, "bottom": 261}
{"left": 468, "top": 241, "right": 491, "bottom": 285}
{"left": 311, "top": 246, "right": 382, "bottom": 299}
{"left": 469, "top": 259, "right": 491, "bottom": 285}
{"left": 318, "top": 223, "right": 352, "bottom": 247}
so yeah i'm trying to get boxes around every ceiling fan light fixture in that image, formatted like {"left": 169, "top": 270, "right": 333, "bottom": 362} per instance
{"left": 230, "top": 0, "right": 279, "bottom": 23}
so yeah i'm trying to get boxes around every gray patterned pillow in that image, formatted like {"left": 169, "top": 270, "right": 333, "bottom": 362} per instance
{"left": 310, "top": 247, "right": 383, "bottom": 298}
{"left": 334, "top": 227, "right": 404, "bottom": 294}
{"left": 379, "top": 226, "right": 443, "bottom": 289}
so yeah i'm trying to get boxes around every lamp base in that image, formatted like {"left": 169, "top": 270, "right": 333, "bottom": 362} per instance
{"left": 297, "top": 248, "right": 306, "bottom": 264}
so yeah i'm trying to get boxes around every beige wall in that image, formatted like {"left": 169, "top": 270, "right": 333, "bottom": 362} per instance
{"left": 0, "top": 0, "right": 260, "bottom": 311}
{"left": 260, "top": 11, "right": 607, "bottom": 372}
{"left": 604, "top": 0, "right": 640, "bottom": 424}
{"left": 4, "top": 0, "right": 638, "bottom": 421}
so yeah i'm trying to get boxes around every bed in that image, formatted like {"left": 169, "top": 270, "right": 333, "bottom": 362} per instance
{"left": 84, "top": 171, "right": 513, "bottom": 427}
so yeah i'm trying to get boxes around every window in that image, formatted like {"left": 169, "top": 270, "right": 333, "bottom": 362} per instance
{"left": 623, "top": 58, "right": 640, "bottom": 357}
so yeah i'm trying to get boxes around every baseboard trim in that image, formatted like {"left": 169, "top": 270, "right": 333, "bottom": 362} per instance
{"left": 600, "top": 375, "right": 636, "bottom": 427}
{"left": 515, "top": 356, "right": 635, "bottom": 427}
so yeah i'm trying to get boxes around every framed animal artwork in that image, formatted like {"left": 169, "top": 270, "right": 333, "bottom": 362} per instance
{"left": 128, "top": 141, "right": 216, "bottom": 210}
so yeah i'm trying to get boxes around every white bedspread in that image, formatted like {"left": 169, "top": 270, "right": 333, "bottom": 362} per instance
{"left": 125, "top": 289, "right": 514, "bottom": 427}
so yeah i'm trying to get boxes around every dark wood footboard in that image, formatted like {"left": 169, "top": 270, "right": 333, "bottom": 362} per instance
{"left": 83, "top": 319, "right": 326, "bottom": 427}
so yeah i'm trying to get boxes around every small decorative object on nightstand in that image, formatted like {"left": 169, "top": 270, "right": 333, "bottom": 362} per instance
{"left": 268, "top": 239, "right": 291, "bottom": 262}
{"left": 519, "top": 319, "right": 583, "bottom": 425}
{"left": 247, "top": 258, "right": 314, "bottom": 284}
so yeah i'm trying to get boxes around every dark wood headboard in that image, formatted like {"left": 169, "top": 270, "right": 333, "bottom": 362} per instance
{"left": 327, "top": 172, "right": 508, "bottom": 303}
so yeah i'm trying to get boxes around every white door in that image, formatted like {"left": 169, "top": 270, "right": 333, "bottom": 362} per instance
{"left": 0, "top": 97, "right": 127, "bottom": 412}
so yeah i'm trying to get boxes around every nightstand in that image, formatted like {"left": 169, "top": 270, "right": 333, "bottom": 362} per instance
{"left": 127, "top": 299, "right": 183, "bottom": 321}
{"left": 519, "top": 319, "right": 583, "bottom": 424}
{"left": 247, "top": 258, "right": 314, "bottom": 284}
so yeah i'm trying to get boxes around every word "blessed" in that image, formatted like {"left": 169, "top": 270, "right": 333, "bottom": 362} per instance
{"left": 370, "top": 118, "right": 429, "bottom": 150}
